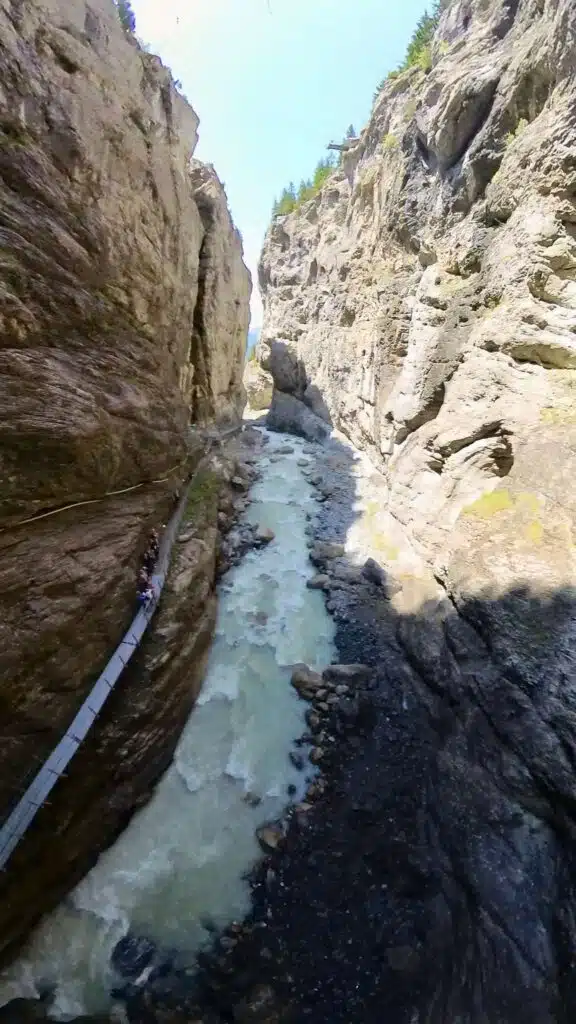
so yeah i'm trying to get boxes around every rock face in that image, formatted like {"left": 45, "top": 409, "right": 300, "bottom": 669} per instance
{"left": 243, "top": 360, "right": 274, "bottom": 411}
{"left": 254, "top": 0, "right": 576, "bottom": 1018}
{"left": 0, "top": 0, "right": 249, "bottom": 960}
{"left": 259, "top": 0, "right": 576, "bottom": 598}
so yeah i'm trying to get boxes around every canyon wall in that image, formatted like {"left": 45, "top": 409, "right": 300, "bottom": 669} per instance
{"left": 259, "top": 0, "right": 576, "bottom": 605}
{"left": 0, "top": 0, "right": 249, "bottom": 958}
{"left": 257, "top": 0, "right": 576, "bottom": 1014}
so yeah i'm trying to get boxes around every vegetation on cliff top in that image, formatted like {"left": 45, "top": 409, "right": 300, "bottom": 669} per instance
{"left": 272, "top": 155, "right": 338, "bottom": 218}
{"left": 270, "top": 3, "right": 450, "bottom": 219}
{"left": 115, "top": 0, "right": 136, "bottom": 33}
{"left": 271, "top": 126, "right": 356, "bottom": 218}
{"left": 373, "top": 0, "right": 448, "bottom": 98}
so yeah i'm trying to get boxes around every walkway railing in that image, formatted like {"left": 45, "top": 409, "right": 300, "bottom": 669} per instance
{"left": 0, "top": 424, "right": 242, "bottom": 871}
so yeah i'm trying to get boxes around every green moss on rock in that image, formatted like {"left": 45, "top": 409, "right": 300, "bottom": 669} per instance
{"left": 463, "top": 489, "right": 515, "bottom": 517}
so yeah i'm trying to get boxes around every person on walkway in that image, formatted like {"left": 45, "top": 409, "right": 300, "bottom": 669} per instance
{"left": 143, "top": 550, "right": 155, "bottom": 574}
{"left": 137, "top": 586, "right": 154, "bottom": 606}
{"left": 138, "top": 568, "right": 150, "bottom": 591}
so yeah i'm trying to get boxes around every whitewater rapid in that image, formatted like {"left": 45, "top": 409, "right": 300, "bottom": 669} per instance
{"left": 0, "top": 430, "right": 335, "bottom": 1021}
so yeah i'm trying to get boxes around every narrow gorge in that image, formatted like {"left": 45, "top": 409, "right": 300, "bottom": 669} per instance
{"left": 1, "top": 0, "right": 576, "bottom": 1022}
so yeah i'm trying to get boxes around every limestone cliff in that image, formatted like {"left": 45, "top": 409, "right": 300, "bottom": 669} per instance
{"left": 0, "top": 0, "right": 249, "bottom": 958}
{"left": 256, "top": 3, "right": 576, "bottom": 1013}
{"left": 259, "top": 0, "right": 576, "bottom": 603}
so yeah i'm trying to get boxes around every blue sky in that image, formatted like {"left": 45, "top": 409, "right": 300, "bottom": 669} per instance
{"left": 131, "top": 0, "right": 430, "bottom": 325}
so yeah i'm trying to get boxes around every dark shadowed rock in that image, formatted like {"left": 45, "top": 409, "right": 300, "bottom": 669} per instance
{"left": 267, "top": 392, "right": 329, "bottom": 443}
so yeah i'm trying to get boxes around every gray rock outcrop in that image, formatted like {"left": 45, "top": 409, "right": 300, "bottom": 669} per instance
{"left": 254, "top": 0, "right": 576, "bottom": 1018}
{"left": 259, "top": 0, "right": 576, "bottom": 606}
{"left": 243, "top": 360, "right": 274, "bottom": 411}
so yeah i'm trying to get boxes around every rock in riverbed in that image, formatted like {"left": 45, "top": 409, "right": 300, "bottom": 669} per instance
{"left": 256, "top": 823, "right": 284, "bottom": 854}
{"left": 254, "top": 526, "right": 275, "bottom": 545}
{"left": 291, "top": 665, "right": 323, "bottom": 693}
{"left": 323, "top": 664, "right": 372, "bottom": 684}
{"left": 306, "top": 573, "right": 330, "bottom": 590}
{"left": 309, "top": 541, "right": 345, "bottom": 566}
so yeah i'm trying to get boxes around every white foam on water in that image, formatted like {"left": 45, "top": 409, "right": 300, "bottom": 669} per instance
{"left": 0, "top": 430, "right": 334, "bottom": 1021}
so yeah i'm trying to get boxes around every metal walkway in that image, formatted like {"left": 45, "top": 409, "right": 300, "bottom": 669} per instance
{"left": 0, "top": 425, "right": 240, "bottom": 871}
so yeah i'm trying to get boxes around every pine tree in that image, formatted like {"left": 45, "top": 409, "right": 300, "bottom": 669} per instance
{"left": 115, "top": 0, "right": 136, "bottom": 33}
{"left": 346, "top": 124, "right": 356, "bottom": 139}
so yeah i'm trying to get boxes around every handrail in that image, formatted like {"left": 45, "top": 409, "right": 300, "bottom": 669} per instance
{"left": 0, "top": 422, "right": 242, "bottom": 871}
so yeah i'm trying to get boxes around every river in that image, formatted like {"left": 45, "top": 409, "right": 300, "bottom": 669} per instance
{"left": 0, "top": 429, "right": 334, "bottom": 1021}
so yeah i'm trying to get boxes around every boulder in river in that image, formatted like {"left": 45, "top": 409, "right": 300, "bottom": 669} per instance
{"left": 255, "top": 823, "right": 284, "bottom": 854}
{"left": 255, "top": 525, "right": 275, "bottom": 545}
{"left": 290, "top": 665, "right": 323, "bottom": 693}
{"left": 309, "top": 541, "right": 345, "bottom": 566}
{"left": 306, "top": 573, "right": 330, "bottom": 590}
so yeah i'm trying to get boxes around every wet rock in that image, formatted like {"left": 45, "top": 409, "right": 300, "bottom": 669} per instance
{"left": 323, "top": 664, "right": 372, "bottom": 685}
{"left": 256, "top": 823, "right": 284, "bottom": 853}
{"left": 309, "top": 747, "right": 325, "bottom": 764}
{"left": 310, "top": 541, "right": 345, "bottom": 566}
{"left": 306, "top": 709, "right": 321, "bottom": 731}
{"left": 112, "top": 933, "right": 156, "bottom": 980}
{"left": 331, "top": 564, "right": 364, "bottom": 584}
{"left": 276, "top": 445, "right": 295, "bottom": 454}
{"left": 255, "top": 526, "right": 275, "bottom": 545}
{"left": 306, "top": 779, "right": 326, "bottom": 801}
{"left": 289, "top": 751, "right": 305, "bottom": 771}
{"left": 297, "top": 459, "right": 309, "bottom": 467}
{"left": 291, "top": 665, "right": 323, "bottom": 692}
{"left": 306, "top": 573, "right": 330, "bottom": 590}
{"left": 243, "top": 792, "right": 262, "bottom": 807}
{"left": 295, "top": 801, "right": 313, "bottom": 815}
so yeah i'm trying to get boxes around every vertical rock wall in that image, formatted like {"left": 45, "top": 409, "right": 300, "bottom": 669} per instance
{"left": 0, "top": 0, "right": 250, "bottom": 957}
{"left": 259, "top": 0, "right": 576, "bottom": 615}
